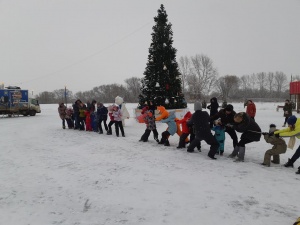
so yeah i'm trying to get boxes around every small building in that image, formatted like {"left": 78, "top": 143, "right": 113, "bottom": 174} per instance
{"left": 290, "top": 81, "right": 300, "bottom": 112}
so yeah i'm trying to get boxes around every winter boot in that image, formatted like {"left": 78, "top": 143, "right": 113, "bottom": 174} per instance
{"left": 284, "top": 158, "right": 294, "bottom": 168}
{"left": 282, "top": 123, "right": 286, "bottom": 127}
{"left": 164, "top": 139, "right": 170, "bottom": 146}
{"left": 154, "top": 136, "right": 159, "bottom": 143}
{"left": 228, "top": 146, "right": 239, "bottom": 158}
{"left": 235, "top": 146, "right": 245, "bottom": 162}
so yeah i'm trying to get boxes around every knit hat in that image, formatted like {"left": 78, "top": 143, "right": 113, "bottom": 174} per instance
{"left": 194, "top": 101, "right": 202, "bottom": 111}
{"left": 287, "top": 115, "right": 297, "bottom": 125}
{"left": 224, "top": 104, "right": 233, "bottom": 112}
{"left": 269, "top": 124, "right": 276, "bottom": 133}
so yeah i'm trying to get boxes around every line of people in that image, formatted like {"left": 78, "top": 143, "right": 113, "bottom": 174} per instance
{"left": 139, "top": 99, "right": 299, "bottom": 174}
{"left": 58, "top": 98, "right": 300, "bottom": 175}
{"left": 58, "top": 99, "right": 126, "bottom": 137}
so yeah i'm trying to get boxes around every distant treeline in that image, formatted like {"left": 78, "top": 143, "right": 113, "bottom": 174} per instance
{"left": 36, "top": 71, "right": 293, "bottom": 104}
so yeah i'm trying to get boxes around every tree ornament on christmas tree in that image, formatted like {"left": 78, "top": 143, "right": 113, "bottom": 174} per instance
{"left": 166, "top": 84, "right": 169, "bottom": 90}
{"left": 163, "top": 43, "right": 167, "bottom": 47}
{"left": 165, "top": 98, "right": 169, "bottom": 104}
{"left": 163, "top": 65, "right": 167, "bottom": 70}
{"left": 155, "top": 82, "right": 160, "bottom": 87}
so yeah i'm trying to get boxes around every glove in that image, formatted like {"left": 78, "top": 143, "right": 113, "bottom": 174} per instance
{"left": 268, "top": 132, "right": 274, "bottom": 136}
{"left": 261, "top": 132, "right": 268, "bottom": 135}
{"left": 275, "top": 133, "right": 280, "bottom": 138}
{"left": 225, "top": 124, "right": 233, "bottom": 128}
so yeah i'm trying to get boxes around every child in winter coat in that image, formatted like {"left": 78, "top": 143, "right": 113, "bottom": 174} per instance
{"left": 138, "top": 106, "right": 159, "bottom": 142}
{"left": 212, "top": 119, "right": 226, "bottom": 155}
{"left": 261, "top": 124, "right": 287, "bottom": 167}
{"left": 65, "top": 106, "right": 74, "bottom": 129}
{"left": 84, "top": 110, "right": 92, "bottom": 131}
{"left": 112, "top": 105, "right": 125, "bottom": 137}
{"left": 176, "top": 111, "right": 192, "bottom": 148}
{"left": 58, "top": 103, "right": 67, "bottom": 129}
{"left": 107, "top": 105, "right": 115, "bottom": 135}
{"left": 159, "top": 111, "right": 177, "bottom": 146}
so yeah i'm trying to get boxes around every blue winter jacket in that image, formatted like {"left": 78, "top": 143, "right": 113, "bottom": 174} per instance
{"left": 160, "top": 111, "right": 177, "bottom": 135}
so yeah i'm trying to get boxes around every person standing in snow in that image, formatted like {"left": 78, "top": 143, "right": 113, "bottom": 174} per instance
{"left": 138, "top": 105, "right": 159, "bottom": 142}
{"left": 58, "top": 102, "right": 67, "bottom": 129}
{"left": 245, "top": 100, "right": 256, "bottom": 121}
{"left": 212, "top": 119, "right": 226, "bottom": 155}
{"left": 113, "top": 105, "right": 125, "bottom": 137}
{"left": 282, "top": 99, "right": 293, "bottom": 127}
{"left": 158, "top": 111, "right": 177, "bottom": 146}
{"left": 176, "top": 111, "right": 192, "bottom": 148}
{"left": 207, "top": 97, "right": 219, "bottom": 128}
{"left": 187, "top": 101, "right": 219, "bottom": 159}
{"left": 97, "top": 102, "right": 108, "bottom": 134}
{"left": 228, "top": 112, "right": 261, "bottom": 162}
{"left": 261, "top": 124, "right": 287, "bottom": 167}
{"left": 274, "top": 115, "right": 300, "bottom": 169}
{"left": 72, "top": 99, "right": 81, "bottom": 130}
{"left": 107, "top": 105, "right": 115, "bottom": 135}
{"left": 210, "top": 104, "right": 238, "bottom": 148}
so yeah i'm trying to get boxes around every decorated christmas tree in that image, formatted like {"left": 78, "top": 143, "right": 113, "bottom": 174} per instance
{"left": 138, "top": 4, "right": 186, "bottom": 109}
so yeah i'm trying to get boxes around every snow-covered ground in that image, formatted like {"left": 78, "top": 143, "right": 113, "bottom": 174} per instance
{"left": 0, "top": 102, "right": 299, "bottom": 225}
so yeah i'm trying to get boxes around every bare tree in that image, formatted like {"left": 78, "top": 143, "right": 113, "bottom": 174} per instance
{"left": 216, "top": 75, "right": 240, "bottom": 101}
{"left": 189, "top": 54, "right": 218, "bottom": 96}
{"left": 124, "top": 77, "right": 141, "bottom": 102}
{"left": 178, "top": 56, "right": 190, "bottom": 93}
{"left": 267, "top": 72, "right": 274, "bottom": 94}
{"left": 274, "top": 71, "right": 287, "bottom": 94}
{"left": 256, "top": 72, "right": 267, "bottom": 97}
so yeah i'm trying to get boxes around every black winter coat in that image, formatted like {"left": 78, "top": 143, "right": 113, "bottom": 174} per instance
{"left": 234, "top": 113, "right": 261, "bottom": 141}
{"left": 207, "top": 97, "right": 219, "bottom": 116}
{"left": 97, "top": 106, "right": 108, "bottom": 120}
{"left": 187, "top": 110, "right": 211, "bottom": 139}
{"left": 211, "top": 109, "right": 236, "bottom": 125}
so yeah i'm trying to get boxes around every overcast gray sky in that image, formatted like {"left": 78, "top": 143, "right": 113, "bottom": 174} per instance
{"left": 1, "top": 0, "right": 299, "bottom": 94}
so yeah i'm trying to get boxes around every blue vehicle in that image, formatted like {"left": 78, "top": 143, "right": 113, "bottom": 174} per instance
{"left": 0, "top": 86, "right": 41, "bottom": 116}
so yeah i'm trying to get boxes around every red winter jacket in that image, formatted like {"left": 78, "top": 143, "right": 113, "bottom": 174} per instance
{"left": 177, "top": 111, "right": 192, "bottom": 133}
{"left": 246, "top": 102, "right": 256, "bottom": 118}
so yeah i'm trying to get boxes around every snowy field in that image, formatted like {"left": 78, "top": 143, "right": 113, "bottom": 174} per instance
{"left": 0, "top": 102, "right": 299, "bottom": 225}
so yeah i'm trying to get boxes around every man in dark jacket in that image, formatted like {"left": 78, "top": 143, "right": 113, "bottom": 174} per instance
{"left": 187, "top": 101, "right": 219, "bottom": 159}
{"left": 211, "top": 104, "right": 238, "bottom": 148}
{"left": 228, "top": 112, "right": 261, "bottom": 162}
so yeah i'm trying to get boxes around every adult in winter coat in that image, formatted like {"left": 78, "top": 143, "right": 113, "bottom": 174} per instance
{"left": 282, "top": 99, "right": 293, "bottom": 127}
{"left": 274, "top": 115, "right": 300, "bottom": 169}
{"left": 261, "top": 124, "right": 287, "bottom": 167}
{"left": 97, "top": 103, "right": 108, "bottom": 134}
{"left": 187, "top": 101, "right": 219, "bottom": 159}
{"left": 228, "top": 112, "right": 261, "bottom": 162}
{"left": 58, "top": 103, "right": 67, "bottom": 129}
{"left": 72, "top": 99, "right": 81, "bottom": 129}
{"left": 139, "top": 106, "right": 159, "bottom": 142}
{"left": 245, "top": 100, "right": 256, "bottom": 120}
{"left": 210, "top": 104, "right": 238, "bottom": 148}
{"left": 207, "top": 97, "right": 219, "bottom": 128}
{"left": 159, "top": 111, "right": 177, "bottom": 146}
